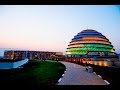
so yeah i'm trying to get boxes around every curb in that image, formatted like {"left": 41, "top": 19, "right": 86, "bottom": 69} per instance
{"left": 93, "top": 72, "right": 96, "bottom": 74}
{"left": 98, "top": 75, "right": 102, "bottom": 78}
{"left": 62, "top": 74, "right": 65, "bottom": 77}
{"left": 58, "top": 78, "right": 62, "bottom": 83}
{"left": 104, "top": 80, "right": 110, "bottom": 85}
{"left": 93, "top": 71, "right": 110, "bottom": 85}
{"left": 57, "top": 68, "right": 67, "bottom": 84}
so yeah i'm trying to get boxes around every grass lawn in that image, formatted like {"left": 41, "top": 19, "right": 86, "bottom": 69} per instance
{"left": 0, "top": 60, "right": 66, "bottom": 87}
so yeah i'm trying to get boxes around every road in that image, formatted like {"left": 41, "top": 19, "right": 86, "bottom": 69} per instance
{"left": 57, "top": 61, "right": 108, "bottom": 85}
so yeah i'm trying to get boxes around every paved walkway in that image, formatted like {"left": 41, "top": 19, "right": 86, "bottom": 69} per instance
{"left": 57, "top": 61, "right": 108, "bottom": 85}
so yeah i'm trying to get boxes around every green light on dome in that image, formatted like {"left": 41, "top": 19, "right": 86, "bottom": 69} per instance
{"left": 67, "top": 48, "right": 114, "bottom": 52}
{"left": 84, "top": 44, "right": 113, "bottom": 48}
{"left": 67, "top": 51, "right": 87, "bottom": 55}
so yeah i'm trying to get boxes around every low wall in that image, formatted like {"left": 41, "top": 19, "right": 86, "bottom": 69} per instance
{"left": 83, "top": 61, "right": 113, "bottom": 66}
{"left": 0, "top": 58, "right": 29, "bottom": 69}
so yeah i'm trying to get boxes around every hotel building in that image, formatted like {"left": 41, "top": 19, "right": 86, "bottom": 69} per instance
{"left": 4, "top": 50, "right": 63, "bottom": 61}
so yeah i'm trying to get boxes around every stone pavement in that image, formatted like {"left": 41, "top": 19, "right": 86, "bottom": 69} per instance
{"left": 57, "top": 61, "right": 108, "bottom": 85}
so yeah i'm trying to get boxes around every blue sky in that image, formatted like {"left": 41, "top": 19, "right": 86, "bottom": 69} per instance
{"left": 0, "top": 5, "right": 120, "bottom": 56}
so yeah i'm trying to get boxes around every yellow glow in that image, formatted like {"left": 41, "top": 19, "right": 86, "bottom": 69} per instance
{"left": 98, "top": 61, "right": 103, "bottom": 66}
{"left": 103, "top": 61, "right": 108, "bottom": 66}
{"left": 88, "top": 61, "right": 91, "bottom": 64}
{"left": 86, "top": 61, "right": 89, "bottom": 64}
{"left": 89, "top": 61, "right": 91, "bottom": 64}
{"left": 56, "top": 52, "right": 63, "bottom": 55}
{"left": 11, "top": 51, "right": 14, "bottom": 60}
{"left": 83, "top": 61, "right": 86, "bottom": 63}
{"left": 94, "top": 61, "right": 98, "bottom": 65}
{"left": 90, "top": 61, "right": 94, "bottom": 64}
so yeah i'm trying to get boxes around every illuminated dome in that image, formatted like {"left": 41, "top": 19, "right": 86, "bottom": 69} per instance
{"left": 66, "top": 29, "right": 116, "bottom": 57}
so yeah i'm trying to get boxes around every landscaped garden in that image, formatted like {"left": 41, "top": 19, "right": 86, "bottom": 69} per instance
{"left": 0, "top": 60, "right": 66, "bottom": 87}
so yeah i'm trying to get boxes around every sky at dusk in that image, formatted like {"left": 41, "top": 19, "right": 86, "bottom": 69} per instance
{"left": 0, "top": 5, "right": 120, "bottom": 56}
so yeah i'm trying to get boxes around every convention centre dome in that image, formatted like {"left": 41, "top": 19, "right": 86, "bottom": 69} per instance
{"left": 66, "top": 29, "right": 116, "bottom": 57}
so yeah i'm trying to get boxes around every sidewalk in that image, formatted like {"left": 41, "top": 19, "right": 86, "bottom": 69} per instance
{"left": 57, "top": 61, "right": 108, "bottom": 85}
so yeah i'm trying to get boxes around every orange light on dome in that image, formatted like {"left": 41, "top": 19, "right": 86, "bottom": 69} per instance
{"left": 68, "top": 44, "right": 84, "bottom": 48}
{"left": 70, "top": 41, "right": 110, "bottom": 45}
{"left": 81, "top": 39, "right": 108, "bottom": 42}
{"left": 82, "top": 37, "right": 109, "bottom": 42}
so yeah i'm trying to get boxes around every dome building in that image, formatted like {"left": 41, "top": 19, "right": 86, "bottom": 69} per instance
{"left": 65, "top": 29, "right": 118, "bottom": 66}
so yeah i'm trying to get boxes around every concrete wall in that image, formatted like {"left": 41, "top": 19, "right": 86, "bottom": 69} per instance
{"left": 0, "top": 58, "right": 28, "bottom": 69}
